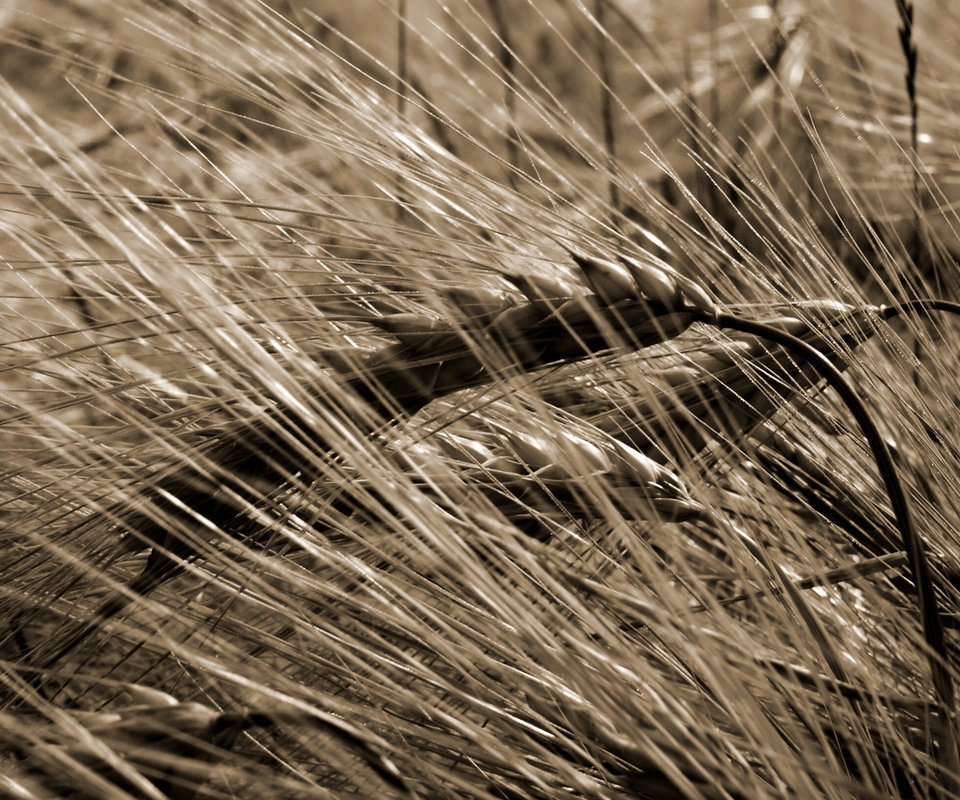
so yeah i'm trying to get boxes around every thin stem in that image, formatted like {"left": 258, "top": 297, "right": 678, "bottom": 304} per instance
{"left": 708, "top": 0, "right": 719, "bottom": 125}
{"left": 486, "top": 0, "right": 520, "bottom": 188}
{"left": 593, "top": 0, "right": 619, "bottom": 219}
{"left": 895, "top": 0, "right": 923, "bottom": 284}
{"left": 395, "top": 0, "right": 408, "bottom": 221}
{"left": 881, "top": 298, "right": 960, "bottom": 322}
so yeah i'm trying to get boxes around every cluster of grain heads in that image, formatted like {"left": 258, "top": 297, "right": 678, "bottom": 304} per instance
{"left": 10, "top": 233, "right": 960, "bottom": 793}
{"left": 6, "top": 229, "right": 958, "bottom": 794}
{"left": 18, "top": 247, "right": 721, "bottom": 672}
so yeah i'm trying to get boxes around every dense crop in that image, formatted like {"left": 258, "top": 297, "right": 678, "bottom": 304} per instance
{"left": 3, "top": 1, "right": 960, "bottom": 797}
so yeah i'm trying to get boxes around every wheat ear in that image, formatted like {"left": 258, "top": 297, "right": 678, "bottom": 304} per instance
{"left": 544, "top": 301, "right": 878, "bottom": 464}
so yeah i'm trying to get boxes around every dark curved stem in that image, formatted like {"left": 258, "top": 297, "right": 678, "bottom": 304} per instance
{"left": 881, "top": 299, "right": 960, "bottom": 322}
{"left": 701, "top": 311, "right": 954, "bottom": 715}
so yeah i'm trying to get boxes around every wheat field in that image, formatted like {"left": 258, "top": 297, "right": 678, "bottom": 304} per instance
{"left": 3, "top": 1, "right": 960, "bottom": 797}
